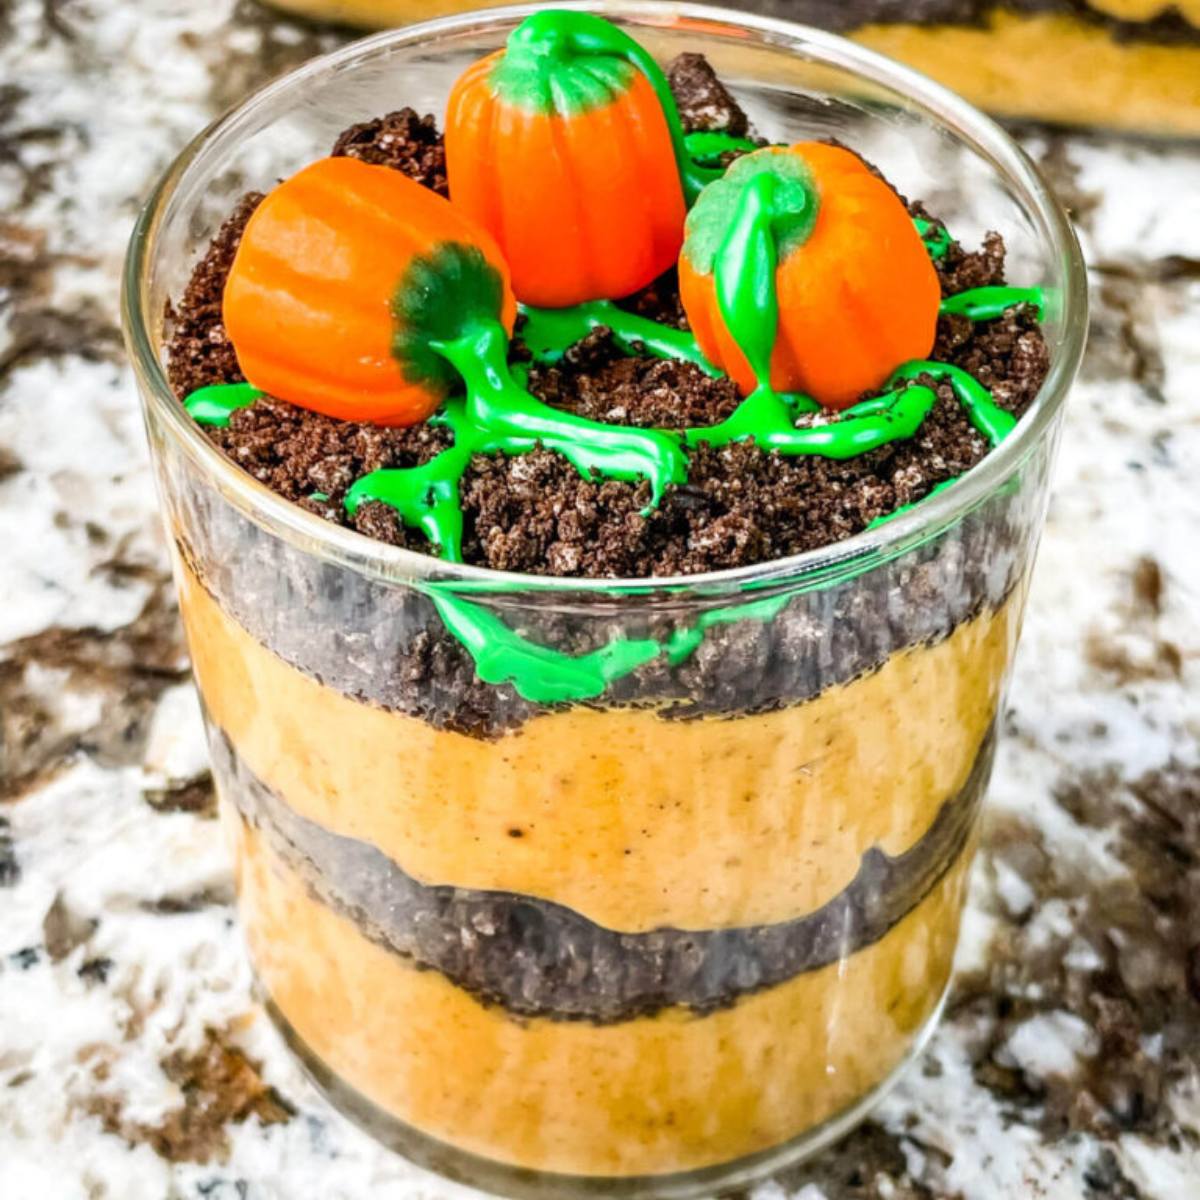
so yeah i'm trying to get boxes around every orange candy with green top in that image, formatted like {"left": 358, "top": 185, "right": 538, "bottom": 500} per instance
{"left": 222, "top": 155, "right": 516, "bottom": 426}
{"left": 679, "top": 143, "right": 941, "bottom": 411}
{"left": 444, "top": 11, "right": 689, "bottom": 308}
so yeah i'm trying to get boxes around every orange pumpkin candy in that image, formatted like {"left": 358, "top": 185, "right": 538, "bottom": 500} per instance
{"left": 444, "top": 25, "right": 687, "bottom": 308}
{"left": 223, "top": 155, "right": 516, "bottom": 426}
{"left": 679, "top": 143, "right": 941, "bottom": 411}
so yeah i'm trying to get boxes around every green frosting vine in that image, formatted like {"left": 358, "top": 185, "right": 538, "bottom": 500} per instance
{"left": 344, "top": 244, "right": 688, "bottom": 559}
{"left": 519, "top": 300, "right": 717, "bottom": 375}
{"left": 184, "top": 381, "right": 262, "bottom": 427}
{"left": 941, "top": 285, "right": 1045, "bottom": 322}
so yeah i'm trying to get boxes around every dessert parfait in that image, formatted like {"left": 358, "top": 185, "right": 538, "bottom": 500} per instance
{"left": 125, "top": 6, "right": 1085, "bottom": 1196}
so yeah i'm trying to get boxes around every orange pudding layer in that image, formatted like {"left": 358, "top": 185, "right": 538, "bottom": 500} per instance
{"left": 180, "top": 563, "right": 1014, "bottom": 932}
{"left": 232, "top": 818, "right": 972, "bottom": 1177}
{"left": 178, "top": 555, "right": 1011, "bottom": 1176}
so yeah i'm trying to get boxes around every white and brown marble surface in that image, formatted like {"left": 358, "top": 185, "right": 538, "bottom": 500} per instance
{"left": 1, "top": 2, "right": 1198, "bottom": 1197}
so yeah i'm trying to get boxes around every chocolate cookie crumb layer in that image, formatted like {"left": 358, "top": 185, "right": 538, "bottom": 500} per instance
{"left": 668, "top": 52, "right": 752, "bottom": 137}
{"left": 217, "top": 724, "right": 989, "bottom": 1022}
{"left": 165, "top": 192, "right": 261, "bottom": 400}
{"left": 330, "top": 107, "right": 448, "bottom": 196}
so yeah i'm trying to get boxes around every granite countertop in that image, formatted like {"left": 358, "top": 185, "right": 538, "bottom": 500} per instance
{"left": 1, "top": 2, "right": 1198, "bottom": 1197}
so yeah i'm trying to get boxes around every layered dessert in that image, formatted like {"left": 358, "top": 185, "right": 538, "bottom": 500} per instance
{"left": 262, "top": 0, "right": 1200, "bottom": 135}
{"left": 158, "top": 11, "right": 1058, "bottom": 1189}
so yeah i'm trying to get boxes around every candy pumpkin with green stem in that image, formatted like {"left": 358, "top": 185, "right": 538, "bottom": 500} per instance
{"left": 222, "top": 155, "right": 517, "bottom": 426}
{"left": 445, "top": 10, "right": 716, "bottom": 308}
{"left": 679, "top": 143, "right": 941, "bottom": 413}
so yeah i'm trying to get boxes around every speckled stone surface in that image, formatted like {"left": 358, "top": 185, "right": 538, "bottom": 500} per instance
{"left": 1, "top": 3, "right": 1198, "bottom": 1198}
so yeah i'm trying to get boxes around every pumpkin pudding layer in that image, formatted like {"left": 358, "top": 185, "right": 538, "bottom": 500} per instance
{"left": 159, "top": 21, "right": 1059, "bottom": 1190}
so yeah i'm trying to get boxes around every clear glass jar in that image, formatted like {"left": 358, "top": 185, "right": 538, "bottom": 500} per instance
{"left": 122, "top": 5, "right": 1087, "bottom": 1196}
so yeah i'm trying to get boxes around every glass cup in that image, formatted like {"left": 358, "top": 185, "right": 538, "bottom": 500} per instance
{"left": 122, "top": 4, "right": 1087, "bottom": 1196}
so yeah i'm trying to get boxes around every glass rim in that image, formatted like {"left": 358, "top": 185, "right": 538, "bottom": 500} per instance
{"left": 120, "top": 0, "right": 1088, "bottom": 599}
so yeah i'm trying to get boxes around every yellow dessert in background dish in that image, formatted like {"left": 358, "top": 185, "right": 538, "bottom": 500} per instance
{"left": 262, "top": 0, "right": 1200, "bottom": 135}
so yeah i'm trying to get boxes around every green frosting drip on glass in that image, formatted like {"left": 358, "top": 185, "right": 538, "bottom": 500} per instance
{"left": 940, "top": 285, "right": 1045, "bottom": 322}
{"left": 184, "top": 382, "right": 263, "bottom": 427}
{"left": 519, "top": 300, "right": 718, "bottom": 375}
{"left": 494, "top": 10, "right": 718, "bottom": 203}
{"left": 428, "top": 585, "right": 794, "bottom": 704}
{"left": 429, "top": 590, "right": 661, "bottom": 703}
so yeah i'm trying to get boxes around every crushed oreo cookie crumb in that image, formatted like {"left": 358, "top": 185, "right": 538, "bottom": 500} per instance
{"left": 668, "top": 52, "right": 751, "bottom": 137}
{"left": 165, "top": 192, "right": 261, "bottom": 400}
{"left": 330, "top": 107, "right": 448, "bottom": 196}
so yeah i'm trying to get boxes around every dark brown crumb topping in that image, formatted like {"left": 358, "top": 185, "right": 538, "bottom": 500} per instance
{"left": 166, "top": 58, "right": 1050, "bottom": 582}
{"left": 667, "top": 52, "right": 752, "bottom": 138}
{"left": 165, "top": 191, "right": 261, "bottom": 401}
{"left": 330, "top": 106, "right": 448, "bottom": 196}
